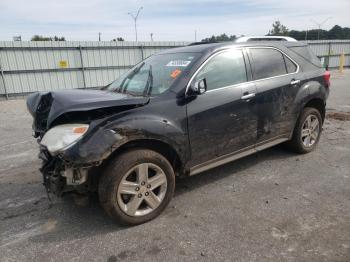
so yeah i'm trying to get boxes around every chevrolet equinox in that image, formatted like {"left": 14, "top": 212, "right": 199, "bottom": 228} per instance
{"left": 27, "top": 41, "right": 330, "bottom": 225}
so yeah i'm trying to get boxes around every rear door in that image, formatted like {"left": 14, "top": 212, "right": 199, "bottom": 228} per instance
{"left": 247, "top": 47, "right": 301, "bottom": 143}
{"left": 186, "top": 49, "right": 257, "bottom": 167}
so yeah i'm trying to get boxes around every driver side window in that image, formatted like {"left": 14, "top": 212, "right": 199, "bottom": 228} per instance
{"left": 194, "top": 49, "right": 247, "bottom": 91}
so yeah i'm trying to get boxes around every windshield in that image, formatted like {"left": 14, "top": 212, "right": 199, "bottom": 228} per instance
{"left": 105, "top": 52, "right": 199, "bottom": 96}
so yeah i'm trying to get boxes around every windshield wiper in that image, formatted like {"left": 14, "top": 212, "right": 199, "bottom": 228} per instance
{"left": 132, "top": 62, "right": 145, "bottom": 74}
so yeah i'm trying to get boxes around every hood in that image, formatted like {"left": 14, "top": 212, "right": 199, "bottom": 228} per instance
{"left": 27, "top": 89, "right": 149, "bottom": 132}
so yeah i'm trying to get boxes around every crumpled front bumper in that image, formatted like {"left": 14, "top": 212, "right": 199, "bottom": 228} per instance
{"left": 39, "top": 147, "right": 65, "bottom": 196}
{"left": 39, "top": 147, "right": 92, "bottom": 196}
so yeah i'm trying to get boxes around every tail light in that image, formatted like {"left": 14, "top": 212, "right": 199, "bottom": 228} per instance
{"left": 324, "top": 70, "right": 331, "bottom": 88}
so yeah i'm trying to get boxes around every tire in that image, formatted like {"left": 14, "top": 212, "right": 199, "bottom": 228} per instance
{"left": 99, "top": 149, "right": 175, "bottom": 225}
{"left": 287, "top": 107, "right": 323, "bottom": 154}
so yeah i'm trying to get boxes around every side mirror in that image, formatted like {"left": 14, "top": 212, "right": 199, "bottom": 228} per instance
{"left": 189, "top": 78, "right": 207, "bottom": 95}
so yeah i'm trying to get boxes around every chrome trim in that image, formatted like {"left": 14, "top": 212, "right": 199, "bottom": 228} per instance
{"left": 241, "top": 93, "right": 255, "bottom": 100}
{"left": 189, "top": 147, "right": 255, "bottom": 176}
{"left": 185, "top": 46, "right": 300, "bottom": 95}
{"left": 256, "top": 137, "right": 288, "bottom": 152}
{"left": 189, "top": 136, "right": 289, "bottom": 176}
{"left": 235, "top": 36, "right": 297, "bottom": 43}
{"left": 290, "top": 79, "right": 301, "bottom": 85}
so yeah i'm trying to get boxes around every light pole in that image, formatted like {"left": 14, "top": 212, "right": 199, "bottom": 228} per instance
{"left": 310, "top": 17, "right": 332, "bottom": 40}
{"left": 128, "top": 7, "right": 143, "bottom": 42}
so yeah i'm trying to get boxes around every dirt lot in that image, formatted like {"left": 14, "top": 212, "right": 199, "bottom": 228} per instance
{"left": 0, "top": 70, "right": 350, "bottom": 262}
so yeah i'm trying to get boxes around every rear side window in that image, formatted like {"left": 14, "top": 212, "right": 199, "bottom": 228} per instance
{"left": 194, "top": 49, "right": 247, "bottom": 91}
{"left": 288, "top": 46, "right": 322, "bottom": 68}
{"left": 249, "top": 48, "right": 287, "bottom": 80}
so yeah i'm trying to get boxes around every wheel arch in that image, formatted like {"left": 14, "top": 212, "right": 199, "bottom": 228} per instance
{"left": 289, "top": 97, "right": 326, "bottom": 140}
{"left": 304, "top": 98, "right": 326, "bottom": 123}
{"left": 104, "top": 138, "right": 185, "bottom": 176}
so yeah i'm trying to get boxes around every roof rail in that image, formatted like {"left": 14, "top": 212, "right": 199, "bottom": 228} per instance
{"left": 235, "top": 36, "right": 297, "bottom": 43}
{"left": 188, "top": 41, "right": 219, "bottom": 46}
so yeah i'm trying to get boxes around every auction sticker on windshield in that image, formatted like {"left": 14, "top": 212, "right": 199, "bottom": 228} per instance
{"left": 170, "top": 69, "right": 182, "bottom": 78}
{"left": 166, "top": 60, "right": 191, "bottom": 67}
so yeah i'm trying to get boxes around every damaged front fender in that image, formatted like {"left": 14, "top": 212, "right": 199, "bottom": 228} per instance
{"left": 59, "top": 114, "right": 189, "bottom": 168}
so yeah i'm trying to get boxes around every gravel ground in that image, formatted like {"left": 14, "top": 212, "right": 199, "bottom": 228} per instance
{"left": 0, "top": 70, "right": 349, "bottom": 262}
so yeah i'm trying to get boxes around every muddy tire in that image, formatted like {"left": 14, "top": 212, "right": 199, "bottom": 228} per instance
{"left": 98, "top": 149, "right": 175, "bottom": 225}
{"left": 287, "top": 107, "right": 323, "bottom": 154}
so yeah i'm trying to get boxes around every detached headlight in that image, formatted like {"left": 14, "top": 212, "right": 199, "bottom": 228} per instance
{"left": 41, "top": 124, "right": 89, "bottom": 154}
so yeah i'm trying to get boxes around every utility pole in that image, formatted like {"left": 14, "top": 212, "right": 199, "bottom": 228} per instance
{"left": 310, "top": 17, "right": 332, "bottom": 40}
{"left": 150, "top": 33, "right": 154, "bottom": 41}
{"left": 128, "top": 6, "right": 143, "bottom": 42}
{"left": 98, "top": 32, "right": 101, "bottom": 41}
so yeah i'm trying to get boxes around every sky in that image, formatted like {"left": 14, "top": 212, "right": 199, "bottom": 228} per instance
{"left": 0, "top": 0, "right": 349, "bottom": 41}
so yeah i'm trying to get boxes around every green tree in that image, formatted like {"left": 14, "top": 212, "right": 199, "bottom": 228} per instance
{"left": 201, "top": 33, "right": 236, "bottom": 43}
{"left": 112, "top": 37, "right": 125, "bottom": 41}
{"left": 53, "top": 36, "right": 65, "bottom": 41}
{"left": 31, "top": 35, "right": 65, "bottom": 41}
{"left": 328, "top": 25, "right": 344, "bottom": 39}
{"left": 268, "top": 21, "right": 289, "bottom": 36}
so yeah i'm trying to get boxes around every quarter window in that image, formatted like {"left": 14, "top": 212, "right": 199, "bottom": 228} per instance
{"left": 284, "top": 55, "right": 297, "bottom": 73}
{"left": 250, "top": 48, "right": 287, "bottom": 80}
{"left": 194, "top": 49, "right": 247, "bottom": 91}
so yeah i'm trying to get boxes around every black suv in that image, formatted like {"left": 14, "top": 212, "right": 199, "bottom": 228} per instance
{"left": 27, "top": 41, "right": 330, "bottom": 225}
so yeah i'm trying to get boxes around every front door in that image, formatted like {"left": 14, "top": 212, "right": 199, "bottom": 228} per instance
{"left": 186, "top": 49, "right": 258, "bottom": 167}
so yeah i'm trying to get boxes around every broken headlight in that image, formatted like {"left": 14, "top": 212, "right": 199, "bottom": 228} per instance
{"left": 40, "top": 124, "right": 89, "bottom": 154}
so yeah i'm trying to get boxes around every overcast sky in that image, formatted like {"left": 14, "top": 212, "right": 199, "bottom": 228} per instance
{"left": 1, "top": 0, "right": 349, "bottom": 41}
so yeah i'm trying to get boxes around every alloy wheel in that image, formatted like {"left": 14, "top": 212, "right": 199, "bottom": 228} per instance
{"left": 301, "top": 114, "right": 320, "bottom": 148}
{"left": 117, "top": 163, "right": 167, "bottom": 217}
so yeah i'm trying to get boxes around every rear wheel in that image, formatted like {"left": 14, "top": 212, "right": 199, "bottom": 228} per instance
{"left": 99, "top": 149, "right": 175, "bottom": 225}
{"left": 287, "top": 107, "right": 322, "bottom": 153}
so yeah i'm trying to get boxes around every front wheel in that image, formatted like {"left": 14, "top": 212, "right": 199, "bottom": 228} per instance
{"left": 99, "top": 149, "right": 175, "bottom": 225}
{"left": 287, "top": 107, "right": 323, "bottom": 154}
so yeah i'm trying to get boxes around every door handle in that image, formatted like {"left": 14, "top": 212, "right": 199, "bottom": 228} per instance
{"left": 290, "top": 79, "right": 301, "bottom": 86}
{"left": 241, "top": 93, "right": 255, "bottom": 100}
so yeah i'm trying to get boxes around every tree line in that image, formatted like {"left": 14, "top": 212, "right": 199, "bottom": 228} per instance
{"left": 201, "top": 22, "right": 350, "bottom": 42}
{"left": 30, "top": 35, "right": 125, "bottom": 41}
{"left": 268, "top": 21, "right": 350, "bottom": 40}
{"left": 29, "top": 22, "right": 350, "bottom": 42}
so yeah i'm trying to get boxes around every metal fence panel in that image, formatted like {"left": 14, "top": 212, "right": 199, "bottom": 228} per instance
{"left": 0, "top": 41, "right": 188, "bottom": 96}
{"left": 306, "top": 40, "right": 350, "bottom": 68}
{"left": 0, "top": 40, "right": 348, "bottom": 97}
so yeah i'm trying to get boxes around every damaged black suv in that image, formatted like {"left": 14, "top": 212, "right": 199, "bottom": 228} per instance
{"left": 27, "top": 41, "right": 330, "bottom": 225}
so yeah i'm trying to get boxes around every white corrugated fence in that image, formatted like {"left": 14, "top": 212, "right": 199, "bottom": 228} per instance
{"left": 0, "top": 41, "right": 189, "bottom": 98}
{"left": 0, "top": 40, "right": 349, "bottom": 97}
{"left": 305, "top": 40, "right": 350, "bottom": 68}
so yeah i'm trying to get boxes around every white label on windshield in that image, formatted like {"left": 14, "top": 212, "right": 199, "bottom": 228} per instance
{"left": 166, "top": 60, "right": 191, "bottom": 67}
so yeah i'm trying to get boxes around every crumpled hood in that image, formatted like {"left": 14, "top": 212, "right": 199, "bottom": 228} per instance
{"left": 27, "top": 89, "right": 149, "bottom": 132}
